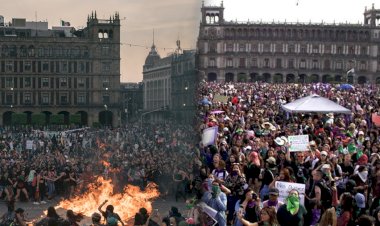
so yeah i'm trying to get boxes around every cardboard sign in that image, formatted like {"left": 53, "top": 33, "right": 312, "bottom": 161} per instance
{"left": 288, "top": 135, "right": 309, "bottom": 152}
{"left": 202, "top": 126, "right": 218, "bottom": 146}
{"left": 275, "top": 181, "right": 305, "bottom": 205}
{"left": 214, "top": 94, "right": 229, "bottom": 103}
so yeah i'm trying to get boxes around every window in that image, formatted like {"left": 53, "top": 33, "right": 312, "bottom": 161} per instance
{"left": 102, "top": 78, "right": 110, "bottom": 88}
{"left": 24, "top": 93, "right": 31, "bottom": 104}
{"left": 349, "top": 46, "right": 355, "bottom": 55}
{"left": 62, "top": 62, "right": 68, "bottom": 72}
{"left": 42, "top": 93, "right": 49, "bottom": 104}
{"left": 264, "top": 58, "right": 270, "bottom": 68}
{"left": 5, "top": 78, "right": 13, "bottom": 88}
{"left": 276, "top": 58, "right": 282, "bottom": 68}
{"left": 42, "top": 61, "right": 49, "bottom": 72}
{"left": 226, "top": 58, "right": 233, "bottom": 68}
{"left": 239, "top": 44, "right": 245, "bottom": 52}
{"left": 239, "top": 58, "right": 246, "bottom": 68}
{"left": 6, "top": 61, "right": 13, "bottom": 72}
{"left": 300, "top": 45, "right": 307, "bottom": 53}
{"left": 77, "top": 78, "right": 85, "bottom": 88}
{"left": 312, "top": 45, "right": 319, "bottom": 53}
{"left": 361, "top": 46, "right": 367, "bottom": 55}
{"left": 263, "top": 44, "right": 270, "bottom": 52}
{"left": 300, "top": 59, "right": 306, "bottom": 69}
{"left": 60, "top": 77, "right": 67, "bottom": 87}
{"left": 337, "top": 46, "right": 343, "bottom": 54}
{"left": 251, "top": 58, "right": 257, "bottom": 68}
{"left": 288, "top": 59, "right": 294, "bottom": 69}
{"left": 312, "top": 60, "right": 319, "bottom": 69}
{"left": 24, "top": 61, "right": 31, "bottom": 71}
{"left": 102, "top": 94, "right": 110, "bottom": 104}
{"left": 227, "top": 43, "right": 233, "bottom": 52}
{"left": 5, "top": 93, "right": 13, "bottom": 104}
{"left": 60, "top": 94, "right": 68, "bottom": 104}
{"left": 324, "top": 60, "right": 330, "bottom": 70}
{"left": 24, "top": 77, "right": 31, "bottom": 88}
{"left": 101, "top": 46, "right": 110, "bottom": 56}
{"left": 79, "top": 62, "right": 85, "bottom": 73}
{"left": 102, "top": 62, "right": 111, "bottom": 72}
{"left": 209, "top": 58, "right": 216, "bottom": 68}
{"left": 360, "top": 61, "right": 367, "bottom": 71}
{"left": 78, "top": 93, "right": 86, "bottom": 104}
{"left": 289, "top": 44, "right": 295, "bottom": 53}
{"left": 251, "top": 44, "right": 257, "bottom": 52}
{"left": 336, "top": 61, "right": 342, "bottom": 70}
{"left": 42, "top": 78, "right": 49, "bottom": 87}
{"left": 38, "top": 48, "right": 44, "bottom": 57}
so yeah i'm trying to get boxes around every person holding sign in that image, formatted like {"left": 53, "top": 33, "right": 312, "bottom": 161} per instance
{"left": 276, "top": 189, "right": 307, "bottom": 226}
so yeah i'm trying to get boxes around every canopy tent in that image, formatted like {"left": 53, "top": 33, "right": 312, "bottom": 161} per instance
{"left": 281, "top": 94, "right": 351, "bottom": 114}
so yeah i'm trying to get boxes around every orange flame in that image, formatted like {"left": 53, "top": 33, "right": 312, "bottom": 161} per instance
{"left": 57, "top": 176, "right": 160, "bottom": 222}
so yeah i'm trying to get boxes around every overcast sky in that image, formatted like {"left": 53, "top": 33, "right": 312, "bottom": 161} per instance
{"left": 1, "top": 0, "right": 377, "bottom": 82}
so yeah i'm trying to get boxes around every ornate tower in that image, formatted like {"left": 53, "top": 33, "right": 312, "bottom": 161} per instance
{"left": 201, "top": 1, "right": 224, "bottom": 25}
{"left": 364, "top": 3, "right": 380, "bottom": 27}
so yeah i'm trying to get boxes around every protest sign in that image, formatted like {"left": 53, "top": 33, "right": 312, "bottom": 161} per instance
{"left": 202, "top": 126, "right": 218, "bottom": 146}
{"left": 26, "top": 140, "right": 33, "bottom": 150}
{"left": 214, "top": 94, "right": 229, "bottom": 103}
{"left": 288, "top": 135, "right": 309, "bottom": 152}
{"left": 275, "top": 181, "right": 305, "bottom": 205}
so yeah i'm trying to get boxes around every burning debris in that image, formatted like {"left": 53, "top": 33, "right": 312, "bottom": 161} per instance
{"left": 57, "top": 176, "right": 160, "bottom": 222}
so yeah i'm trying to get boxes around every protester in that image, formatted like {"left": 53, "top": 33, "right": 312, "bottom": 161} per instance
{"left": 276, "top": 189, "right": 307, "bottom": 226}
{"left": 237, "top": 206, "right": 278, "bottom": 226}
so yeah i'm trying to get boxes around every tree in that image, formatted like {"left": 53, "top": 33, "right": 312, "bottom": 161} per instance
{"left": 11, "top": 113, "right": 27, "bottom": 125}
{"left": 50, "top": 114, "right": 64, "bottom": 125}
{"left": 70, "top": 114, "right": 81, "bottom": 125}
{"left": 31, "top": 114, "right": 46, "bottom": 125}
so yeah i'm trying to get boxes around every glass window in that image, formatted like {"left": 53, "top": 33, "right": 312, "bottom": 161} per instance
{"left": 77, "top": 78, "right": 85, "bottom": 88}
{"left": 24, "top": 93, "right": 31, "bottom": 104}
{"left": 102, "top": 78, "right": 110, "bottom": 88}
{"left": 5, "top": 78, "right": 13, "bottom": 88}
{"left": 60, "top": 94, "right": 68, "bottom": 104}
{"left": 42, "top": 78, "right": 49, "bottom": 87}
{"left": 42, "top": 61, "right": 49, "bottom": 71}
{"left": 42, "top": 93, "right": 49, "bottom": 104}
{"left": 78, "top": 93, "right": 85, "bottom": 104}
{"left": 5, "top": 61, "right": 13, "bottom": 72}
{"left": 60, "top": 77, "right": 67, "bottom": 87}
{"left": 62, "top": 61, "right": 68, "bottom": 72}
{"left": 24, "top": 61, "right": 31, "bottom": 71}
{"left": 24, "top": 77, "right": 31, "bottom": 87}
{"left": 102, "top": 94, "right": 110, "bottom": 104}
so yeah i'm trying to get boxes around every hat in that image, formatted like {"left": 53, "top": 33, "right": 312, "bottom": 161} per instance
{"left": 358, "top": 131, "right": 364, "bottom": 136}
{"left": 310, "top": 141, "right": 317, "bottom": 147}
{"left": 326, "top": 113, "right": 334, "bottom": 118}
{"left": 268, "top": 187, "right": 279, "bottom": 196}
{"left": 236, "top": 128, "right": 244, "bottom": 134}
{"left": 266, "top": 157, "right": 276, "bottom": 165}
{"left": 280, "top": 136, "right": 288, "bottom": 144}
{"left": 223, "top": 127, "right": 229, "bottom": 132}
{"left": 274, "top": 137, "right": 285, "bottom": 146}
{"left": 320, "top": 151, "right": 328, "bottom": 156}
{"left": 355, "top": 193, "right": 366, "bottom": 208}
{"left": 321, "top": 164, "right": 331, "bottom": 170}
{"left": 15, "top": 208, "right": 24, "bottom": 214}
{"left": 348, "top": 123, "right": 356, "bottom": 130}
{"left": 243, "top": 146, "right": 252, "bottom": 151}
{"left": 261, "top": 122, "right": 276, "bottom": 131}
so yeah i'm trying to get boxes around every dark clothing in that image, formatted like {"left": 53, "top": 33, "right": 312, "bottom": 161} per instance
{"left": 277, "top": 204, "right": 307, "bottom": 226}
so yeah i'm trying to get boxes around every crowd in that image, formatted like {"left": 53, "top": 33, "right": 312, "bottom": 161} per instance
{"left": 192, "top": 82, "right": 380, "bottom": 226}
{"left": 1, "top": 81, "right": 380, "bottom": 226}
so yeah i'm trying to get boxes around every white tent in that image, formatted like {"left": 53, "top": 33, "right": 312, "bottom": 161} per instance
{"left": 281, "top": 94, "right": 351, "bottom": 114}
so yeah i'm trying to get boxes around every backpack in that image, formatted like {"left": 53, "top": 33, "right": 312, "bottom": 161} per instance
{"left": 316, "top": 181, "right": 333, "bottom": 209}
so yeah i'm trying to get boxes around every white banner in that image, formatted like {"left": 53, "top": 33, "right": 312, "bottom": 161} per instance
{"left": 26, "top": 140, "right": 33, "bottom": 150}
{"left": 275, "top": 181, "right": 305, "bottom": 205}
{"left": 202, "top": 126, "right": 218, "bottom": 146}
{"left": 288, "top": 135, "right": 309, "bottom": 152}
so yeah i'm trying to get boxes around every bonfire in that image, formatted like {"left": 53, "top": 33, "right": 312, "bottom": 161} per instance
{"left": 58, "top": 176, "right": 160, "bottom": 222}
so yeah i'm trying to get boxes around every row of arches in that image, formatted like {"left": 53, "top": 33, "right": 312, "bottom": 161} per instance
{"left": 98, "top": 29, "right": 114, "bottom": 39}
{"left": 2, "top": 110, "right": 113, "bottom": 126}
{"left": 223, "top": 27, "right": 370, "bottom": 41}
{"left": 207, "top": 72, "right": 370, "bottom": 84}
{"left": 0, "top": 45, "right": 90, "bottom": 58}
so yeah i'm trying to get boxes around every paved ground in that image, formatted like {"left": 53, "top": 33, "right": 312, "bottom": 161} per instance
{"left": 0, "top": 196, "right": 187, "bottom": 225}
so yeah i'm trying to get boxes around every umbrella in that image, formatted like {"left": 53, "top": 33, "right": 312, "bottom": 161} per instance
{"left": 199, "top": 98, "right": 212, "bottom": 105}
{"left": 281, "top": 94, "right": 351, "bottom": 114}
{"left": 210, "top": 110, "right": 225, "bottom": 114}
{"left": 339, "top": 84, "right": 354, "bottom": 90}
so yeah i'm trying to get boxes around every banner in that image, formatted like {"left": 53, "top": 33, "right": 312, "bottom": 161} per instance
{"left": 26, "top": 140, "right": 33, "bottom": 150}
{"left": 288, "top": 135, "right": 309, "bottom": 152}
{"left": 202, "top": 126, "right": 218, "bottom": 146}
{"left": 275, "top": 181, "right": 305, "bottom": 205}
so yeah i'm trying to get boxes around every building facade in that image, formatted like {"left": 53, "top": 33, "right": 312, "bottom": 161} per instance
{"left": 120, "top": 82, "right": 143, "bottom": 123}
{"left": 0, "top": 12, "right": 121, "bottom": 126}
{"left": 197, "top": 2, "right": 380, "bottom": 84}
{"left": 171, "top": 50, "right": 196, "bottom": 124}
{"left": 142, "top": 43, "right": 172, "bottom": 123}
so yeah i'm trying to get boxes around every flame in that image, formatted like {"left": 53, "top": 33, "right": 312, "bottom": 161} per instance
{"left": 96, "top": 138, "right": 107, "bottom": 149}
{"left": 57, "top": 176, "right": 160, "bottom": 222}
{"left": 102, "top": 160, "right": 111, "bottom": 167}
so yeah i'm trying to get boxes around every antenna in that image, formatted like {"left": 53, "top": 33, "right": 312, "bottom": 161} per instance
{"left": 153, "top": 28, "right": 155, "bottom": 46}
{"left": 35, "top": 11, "right": 38, "bottom": 36}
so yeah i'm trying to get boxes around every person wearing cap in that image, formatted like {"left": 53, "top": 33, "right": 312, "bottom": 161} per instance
{"left": 262, "top": 187, "right": 284, "bottom": 212}
{"left": 355, "top": 192, "right": 367, "bottom": 217}
{"left": 91, "top": 212, "right": 104, "bottom": 226}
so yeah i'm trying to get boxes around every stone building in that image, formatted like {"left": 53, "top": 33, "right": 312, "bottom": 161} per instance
{"left": 197, "top": 2, "right": 380, "bottom": 84}
{"left": 0, "top": 12, "right": 121, "bottom": 126}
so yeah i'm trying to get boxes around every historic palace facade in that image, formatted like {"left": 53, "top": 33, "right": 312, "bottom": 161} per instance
{"left": 197, "top": 3, "right": 380, "bottom": 84}
{"left": 0, "top": 12, "right": 121, "bottom": 126}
